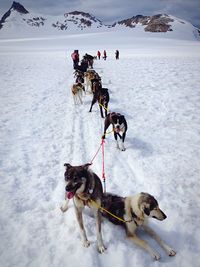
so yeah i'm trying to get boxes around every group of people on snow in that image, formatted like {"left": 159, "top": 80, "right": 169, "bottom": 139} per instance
{"left": 97, "top": 50, "right": 119, "bottom": 60}
{"left": 71, "top": 49, "right": 120, "bottom": 70}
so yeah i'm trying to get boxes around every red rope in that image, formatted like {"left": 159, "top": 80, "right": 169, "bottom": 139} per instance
{"left": 90, "top": 138, "right": 106, "bottom": 193}
{"left": 90, "top": 142, "right": 102, "bottom": 164}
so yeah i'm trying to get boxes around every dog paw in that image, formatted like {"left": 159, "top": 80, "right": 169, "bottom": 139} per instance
{"left": 60, "top": 206, "right": 68, "bottom": 213}
{"left": 121, "top": 147, "right": 126, "bottom": 151}
{"left": 98, "top": 245, "right": 106, "bottom": 254}
{"left": 60, "top": 200, "right": 69, "bottom": 212}
{"left": 168, "top": 249, "right": 176, "bottom": 256}
{"left": 152, "top": 252, "right": 161, "bottom": 261}
{"left": 83, "top": 240, "right": 90, "bottom": 247}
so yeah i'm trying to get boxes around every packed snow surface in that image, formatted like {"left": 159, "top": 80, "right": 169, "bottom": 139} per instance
{"left": 0, "top": 32, "right": 200, "bottom": 267}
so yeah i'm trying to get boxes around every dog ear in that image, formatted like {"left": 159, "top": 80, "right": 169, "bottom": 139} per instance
{"left": 64, "top": 163, "right": 72, "bottom": 170}
{"left": 140, "top": 202, "right": 150, "bottom": 216}
{"left": 144, "top": 207, "right": 150, "bottom": 216}
{"left": 83, "top": 163, "right": 92, "bottom": 169}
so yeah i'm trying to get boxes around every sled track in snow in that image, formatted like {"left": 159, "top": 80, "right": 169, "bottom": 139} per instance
{"left": 63, "top": 64, "right": 138, "bottom": 195}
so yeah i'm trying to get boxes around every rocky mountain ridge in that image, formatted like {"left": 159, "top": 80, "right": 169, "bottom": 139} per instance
{"left": 0, "top": 1, "right": 199, "bottom": 39}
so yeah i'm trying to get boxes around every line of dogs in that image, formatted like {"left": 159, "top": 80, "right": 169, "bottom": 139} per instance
{"left": 62, "top": 56, "right": 176, "bottom": 260}
{"left": 72, "top": 66, "right": 128, "bottom": 151}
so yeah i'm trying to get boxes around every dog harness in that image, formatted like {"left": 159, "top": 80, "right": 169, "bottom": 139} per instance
{"left": 90, "top": 199, "right": 139, "bottom": 224}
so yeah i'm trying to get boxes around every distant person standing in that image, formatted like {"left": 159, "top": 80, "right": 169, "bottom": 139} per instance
{"left": 115, "top": 49, "right": 119, "bottom": 60}
{"left": 71, "top": 50, "right": 79, "bottom": 69}
{"left": 97, "top": 50, "right": 101, "bottom": 60}
{"left": 103, "top": 50, "right": 107, "bottom": 60}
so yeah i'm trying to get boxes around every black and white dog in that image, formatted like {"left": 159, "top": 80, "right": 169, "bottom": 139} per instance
{"left": 102, "top": 112, "right": 127, "bottom": 151}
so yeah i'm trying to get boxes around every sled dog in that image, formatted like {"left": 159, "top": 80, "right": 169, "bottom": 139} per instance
{"left": 61, "top": 163, "right": 106, "bottom": 253}
{"left": 101, "top": 192, "right": 176, "bottom": 260}
{"left": 84, "top": 70, "right": 98, "bottom": 93}
{"left": 102, "top": 112, "right": 128, "bottom": 151}
{"left": 71, "top": 83, "right": 84, "bottom": 105}
{"left": 89, "top": 86, "right": 109, "bottom": 118}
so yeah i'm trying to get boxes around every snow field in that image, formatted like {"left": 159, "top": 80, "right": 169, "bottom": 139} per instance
{"left": 0, "top": 44, "right": 200, "bottom": 267}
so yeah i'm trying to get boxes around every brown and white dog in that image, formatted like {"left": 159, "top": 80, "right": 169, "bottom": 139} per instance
{"left": 74, "top": 70, "right": 85, "bottom": 85}
{"left": 61, "top": 163, "right": 106, "bottom": 253}
{"left": 84, "top": 70, "right": 99, "bottom": 93}
{"left": 101, "top": 192, "right": 176, "bottom": 260}
{"left": 102, "top": 112, "right": 127, "bottom": 151}
{"left": 71, "top": 83, "right": 84, "bottom": 105}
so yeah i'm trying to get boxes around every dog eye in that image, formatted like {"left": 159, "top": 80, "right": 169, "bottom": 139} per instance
{"left": 64, "top": 173, "right": 70, "bottom": 181}
{"left": 73, "top": 176, "right": 79, "bottom": 182}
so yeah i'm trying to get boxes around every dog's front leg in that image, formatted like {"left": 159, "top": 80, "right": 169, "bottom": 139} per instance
{"left": 88, "top": 80, "right": 92, "bottom": 94}
{"left": 74, "top": 205, "right": 90, "bottom": 247}
{"left": 60, "top": 198, "right": 69, "bottom": 212}
{"left": 128, "top": 234, "right": 161, "bottom": 260}
{"left": 104, "top": 103, "right": 108, "bottom": 118}
{"left": 78, "top": 91, "right": 83, "bottom": 104}
{"left": 143, "top": 225, "right": 176, "bottom": 257}
{"left": 94, "top": 208, "right": 106, "bottom": 253}
{"left": 114, "top": 132, "right": 120, "bottom": 149}
{"left": 99, "top": 104, "right": 104, "bottom": 118}
{"left": 120, "top": 132, "right": 126, "bottom": 151}
{"left": 73, "top": 95, "right": 76, "bottom": 105}
{"left": 85, "top": 79, "right": 89, "bottom": 92}
{"left": 89, "top": 98, "right": 96, "bottom": 112}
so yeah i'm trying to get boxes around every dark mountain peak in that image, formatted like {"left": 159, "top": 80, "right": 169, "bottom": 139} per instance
{"left": 65, "top": 10, "right": 102, "bottom": 24}
{"left": 68, "top": 11, "right": 90, "bottom": 17}
{"left": 115, "top": 13, "right": 174, "bottom": 32}
{"left": 0, "top": 1, "right": 29, "bottom": 29}
{"left": 11, "top": 1, "right": 29, "bottom": 14}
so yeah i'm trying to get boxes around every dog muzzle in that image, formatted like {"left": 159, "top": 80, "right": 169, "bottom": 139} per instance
{"left": 65, "top": 183, "right": 80, "bottom": 199}
{"left": 114, "top": 127, "right": 120, "bottom": 133}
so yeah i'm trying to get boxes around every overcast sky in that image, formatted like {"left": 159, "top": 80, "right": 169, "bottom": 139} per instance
{"left": 0, "top": 0, "right": 200, "bottom": 26}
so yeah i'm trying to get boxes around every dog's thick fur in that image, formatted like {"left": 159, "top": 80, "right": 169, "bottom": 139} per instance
{"left": 61, "top": 163, "right": 106, "bottom": 253}
{"left": 84, "top": 70, "right": 98, "bottom": 93}
{"left": 101, "top": 192, "right": 176, "bottom": 260}
{"left": 102, "top": 112, "right": 127, "bottom": 151}
{"left": 74, "top": 70, "right": 85, "bottom": 84}
{"left": 71, "top": 83, "right": 84, "bottom": 105}
{"left": 89, "top": 86, "right": 110, "bottom": 118}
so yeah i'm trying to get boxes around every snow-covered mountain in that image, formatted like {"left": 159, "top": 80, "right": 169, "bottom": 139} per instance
{"left": 0, "top": 1, "right": 106, "bottom": 37}
{"left": 0, "top": 1, "right": 199, "bottom": 40}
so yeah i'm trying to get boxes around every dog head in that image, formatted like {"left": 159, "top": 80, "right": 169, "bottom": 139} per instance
{"left": 138, "top": 193, "right": 167, "bottom": 220}
{"left": 92, "top": 80, "right": 102, "bottom": 93}
{"left": 110, "top": 113, "right": 125, "bottom": 133}
{"left": 64, "top": 163, "right": 91, "bottom": 199}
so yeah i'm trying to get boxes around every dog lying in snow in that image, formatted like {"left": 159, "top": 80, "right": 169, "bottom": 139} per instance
{"left": 102, "top": 112, "right": 127, "bottom": 151}
{"left": 61, "top": 163, "right": 106, "bottom": 253}
{"left": 101, "top": 192, "right": 176, "bottom": 260}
